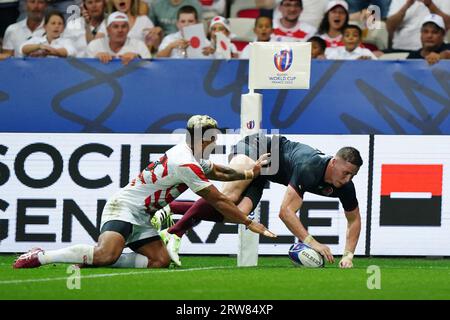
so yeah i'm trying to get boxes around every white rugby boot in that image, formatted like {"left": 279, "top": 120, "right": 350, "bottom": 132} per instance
{"left": 160, "top": 228, "right": 182, "bottom": 267}
{"left": 151, "top": 205, "right": 174, "bottom": 231}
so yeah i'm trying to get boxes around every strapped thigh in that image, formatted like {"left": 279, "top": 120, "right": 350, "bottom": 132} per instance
{"left": 241, "top": 176, "right": 268, "bottom": 212}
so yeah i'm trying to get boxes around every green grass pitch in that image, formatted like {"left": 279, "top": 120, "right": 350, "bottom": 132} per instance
{"left": 1, "top": 254, "right": 449, "bottom": 300}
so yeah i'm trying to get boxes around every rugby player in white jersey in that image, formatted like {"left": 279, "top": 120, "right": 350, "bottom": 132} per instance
{"left": 13, "top": 115, "right": 276, "bottom": 269}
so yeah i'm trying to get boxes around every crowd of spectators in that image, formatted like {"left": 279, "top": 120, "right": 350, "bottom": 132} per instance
{"left": 0, "top": 0, "right": 448, "bottom": 64}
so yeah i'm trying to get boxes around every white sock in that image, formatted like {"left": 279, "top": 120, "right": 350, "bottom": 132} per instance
{"left": 37, "top": 244, "right": 94, "bottom": 265}
{"left": 110, "top": 252, "right": 149, "bottom": 268}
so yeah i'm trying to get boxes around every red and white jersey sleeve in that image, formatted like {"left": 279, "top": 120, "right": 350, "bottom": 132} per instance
{"left": 174, "top": 160, "right": 212, "bottom": 193}
{"left": 116, "top": 142, "right": 212, "bottom": 215}
{"left": 271, "top": 19, "right": 317, "bottom": 42}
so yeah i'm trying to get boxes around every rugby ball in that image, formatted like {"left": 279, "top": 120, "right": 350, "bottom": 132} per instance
{"left": 288, "top": 243, "right": 324, "bottom": 268}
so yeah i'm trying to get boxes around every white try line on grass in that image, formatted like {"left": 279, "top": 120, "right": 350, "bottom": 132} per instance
{"left": 0, "top": 266, "right": 236, "bottom": 285}
{"left": 2, "top": 264, "right": 449, "bottom": 285}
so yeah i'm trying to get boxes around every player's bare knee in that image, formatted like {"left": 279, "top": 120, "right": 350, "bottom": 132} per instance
{"left": 150, "top": 255, "right": 171, "bottom": 268}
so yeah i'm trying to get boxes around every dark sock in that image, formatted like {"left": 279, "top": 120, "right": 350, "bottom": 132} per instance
{"left": 169, "top": 201, "right": 195, "bottom": 215}
{"left": 168, "top": 198, "right": 224, "bottom": 238}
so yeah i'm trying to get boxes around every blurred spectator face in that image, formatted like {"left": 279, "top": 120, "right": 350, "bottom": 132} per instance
{"left": 421, "top": 23, "right": 445, "bottom": 51}
{"left": 328, "top": 6, "right": 347, "bottom": 31}
{"left": 254, "top": 17, "right": 272, "bottom": 42}
{"left": 177, "top": 13, "right": 197, "bottom": 30}
{"left": 210, "top": 23, "right": 229, "bottom": 41}
{"left": 45, "top": 14, "right": 65, "bottom": 39}
{"left": 113, "top": 0, "right": 132, "bottom": 13}
{"left": 107, "top": 21, "right": 130, "bottom": 44}
{"left": 343, "top": 27, "right": 361, "bottom": 52}
{"left": 280, "top": 0, "right": 302, "bottom": 23}
{"left": 311, "top": 40, "right": 324, "bottom": 58}
{"left": 85, "top": 0, "right": 106, "bottom": 19}
{"left": 26, "top": 0, "right": 47, "bottom": 21}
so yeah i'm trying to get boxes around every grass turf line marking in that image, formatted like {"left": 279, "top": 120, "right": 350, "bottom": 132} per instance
{"left": 0, "top": 266, "right": 235, "bottom": 285}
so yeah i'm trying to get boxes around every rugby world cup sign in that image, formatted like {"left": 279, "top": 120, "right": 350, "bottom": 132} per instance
{"left": 248, "top": 42, "right": 311, "bottom": 90}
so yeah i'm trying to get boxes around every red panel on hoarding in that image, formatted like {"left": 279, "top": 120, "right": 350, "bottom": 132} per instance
{"left": 380, "top": 164, "right": 443, "bottom": 196}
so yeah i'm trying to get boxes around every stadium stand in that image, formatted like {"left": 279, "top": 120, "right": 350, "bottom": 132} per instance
{"left": 230, "top": 0, "right": 261, "bottom": 18}
{"left": 378, "top": 52, "right": 409, "bottom": 60}
{"left": 229, "top": 17, "right": 256, "bottom": 42}
{"left": 200, "top": 0, "right": 227, "bottom": 20}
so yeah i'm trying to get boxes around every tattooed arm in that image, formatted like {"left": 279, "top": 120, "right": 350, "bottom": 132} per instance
{"left": 206, "top": 153, "right": 270, "bottom": 181}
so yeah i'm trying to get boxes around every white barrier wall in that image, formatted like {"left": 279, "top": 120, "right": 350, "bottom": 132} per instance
{"left": 0, "top": 133, "right": 449, "bottom": 256}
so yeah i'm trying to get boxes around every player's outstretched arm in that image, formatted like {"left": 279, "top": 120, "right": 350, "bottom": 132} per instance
{"left": 339, "top": 207, "right": 361, "bottom": 269}
{"left": 279, "top": 185, "right": 335, "bottom": 263}
{"left": 206, "top": 153, "right": 271, "bottom": 181}
{"left": 196, "top": 185, "right": 276, "bottom": 238}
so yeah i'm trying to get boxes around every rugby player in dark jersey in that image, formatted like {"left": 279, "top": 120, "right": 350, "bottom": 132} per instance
{"left": 155, "top": 134, "right": 363, "bottom": 268}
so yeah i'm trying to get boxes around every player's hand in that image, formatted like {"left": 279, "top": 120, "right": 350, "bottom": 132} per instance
{"left": 253, "top": 153, "right": 271, "bottom": 177}
{"left": 247, "top": 220, "right": 277, "bottom": 238}
{"left": 339, "top": 256, "right": 353, "bottom": 268}
{"left": 310, "top": 242, "right": 334, "bottom": 263}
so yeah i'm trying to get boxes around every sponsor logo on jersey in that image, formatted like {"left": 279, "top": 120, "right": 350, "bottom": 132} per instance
{"left": 321, "top": 186, "right": 334, "bottom": 196}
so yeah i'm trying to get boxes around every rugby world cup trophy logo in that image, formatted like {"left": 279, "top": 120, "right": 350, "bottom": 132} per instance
{"left": 274, "top": 48, "right": 293, "bottom": 72}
